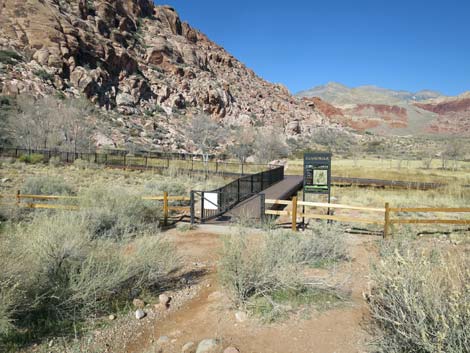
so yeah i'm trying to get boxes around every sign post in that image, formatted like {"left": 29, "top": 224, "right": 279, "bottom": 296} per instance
{"left": 303, "top": 152, "right": 332, "bottom": 227}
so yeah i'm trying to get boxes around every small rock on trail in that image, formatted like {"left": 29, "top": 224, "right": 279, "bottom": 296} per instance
{"left": 196, "top": 339, "right": 221, "bottom": 353}
{"left": 223, "top": 348, "right": 240, "bottom": 353}
{"left": 135, "top": 309, "right": 146, "bottom": 320}
{"left": 159, "top": 293, "right": 171, "bottom": 306}
{"left": 182, "top": 341, "right": 196, "bottom": 353}
{"left": 157, "top": 335, "right": 170, "bottom": 345}
{"left": 234, "top": 311, "right": 248, "bottom": 323}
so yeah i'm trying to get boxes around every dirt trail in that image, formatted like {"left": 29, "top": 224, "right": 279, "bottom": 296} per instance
{"left": 122, "top": 226, "right": 376, "bottom": 353}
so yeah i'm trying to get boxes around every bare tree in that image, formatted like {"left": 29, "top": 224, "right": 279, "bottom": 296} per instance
{"left": 188, "top": 114, "right": 226, "bottom": 162}
{"left": 253, "top": 128, "right": 289, "bottom": 163}
{"left": 8, "top": 95, "right": 61, "bottom": 150}
{"left": 441, "top": 141, "right": 463, "bottom": 171}
{"left": 418, "top": 149, "right": 435, "bottom": 169}
{"left": 59, "top": 97, "right": 94, "bottom": 153}
{"left": 7, "top": 95, "right": 94, "bottom": 152}
{"left": 228, "top": 126, "right": 255, "bottom": 163}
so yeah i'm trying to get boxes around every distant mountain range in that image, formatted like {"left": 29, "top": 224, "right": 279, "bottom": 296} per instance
{"left": 296, "top": 83, "right": 470, "bottom": 136}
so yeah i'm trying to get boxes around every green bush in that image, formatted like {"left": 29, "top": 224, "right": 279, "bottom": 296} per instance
{"left": 219, "top": 227, "right": 348, "bottom": 321}
{"left": 78, "top": 186, "right": 162, "bottom": 239}
{"left": 22, "top": 176, "right": 73, "bottom": 195}
{"left": 0, "top": 50, "right": 22, "bottom": 65}
{"left": 367, "top": 239, "right": 470, "bottom": 353}
{"left": 0, "top": 211, "right": 178, "bottom": 345}
{"left": 18, "top": 153, "right": 44, "bottom": 164}
{"left": 33, "top": 69, "right": 54, "bottom": 82}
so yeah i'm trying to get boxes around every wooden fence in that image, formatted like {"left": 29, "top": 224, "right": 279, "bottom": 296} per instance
{"left": 0, "top": 191, "right": 191, "bottom": 225}
{"left": 265, "top": 197, "right": 470, "bottom": 238}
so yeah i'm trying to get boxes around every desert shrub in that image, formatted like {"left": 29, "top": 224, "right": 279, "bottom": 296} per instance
{"left": 145, "top": 178, "right": 187, "bottom": 196}
{"left": 219, "top": 227, "right": 348, "bottom": 321}
{"left": 295, "top": 222, "right": 349, "bottom": 267}
{"left": 0, "top": 212, "right": 178, "bottom": 346}
{"left": 176, "top": 223, "right": 197, "bottom": 232}
{"left": 367, "top": 239, "right": 470, "bottom": 353}
{"left": 0, "top": 50, "right": 22, "bottom": 65}
{"left": 73, "top": 158, "right": 101, "bottom": 170}
{"left": 18, "top": 153, "right": 44, "bottom": 164}
{"left": 48, "top": 156, "right": 62, "bottom": 167}
{"left": 0, "top": 281, "right": 17, "bottom": 336}
{"left": 78, "top": 186, "right": 162, "bottom": 239}
{"left": 33, "top": 69, "right": 54, "bottom": 82}
{"left": 22, "top": 176, "right": 73, "bottom": 195}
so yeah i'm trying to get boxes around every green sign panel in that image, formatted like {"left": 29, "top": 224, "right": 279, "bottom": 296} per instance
{"left": 303, "top": 152, "right": 332, "bottom": 196}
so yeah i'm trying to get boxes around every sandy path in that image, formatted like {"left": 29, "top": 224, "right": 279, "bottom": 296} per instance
{"left": 122, "top": 226, "right": 376, "bottom": 353}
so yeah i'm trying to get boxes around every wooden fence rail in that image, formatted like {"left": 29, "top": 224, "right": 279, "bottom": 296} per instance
{"left": 266, "top": 198, "right": 470, "bottom": 238}
{"left": 0, "top": 191, "right": 191, "bottom": 225}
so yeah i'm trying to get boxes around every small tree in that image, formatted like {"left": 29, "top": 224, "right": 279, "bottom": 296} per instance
{"left": 441, "top": 141, "right": 463, "bottom": 171}
{"left": 253, "top": 128, "right": 289, "bottom": 163}
{"left": 60, "top": 97, "right": 94, "bottom": 153}
{"left": 229, "top": 127, "right": 255, "bottom": 163}
{"left": 418, "top": 149, "right": 435, "bottom": 169}
{"left": 188, "top": 114, "right": 226, "bottom": 162}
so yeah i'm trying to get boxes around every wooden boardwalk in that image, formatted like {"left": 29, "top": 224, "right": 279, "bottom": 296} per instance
{"left": 214, "top": 175, "right": 303, "bottom": 221}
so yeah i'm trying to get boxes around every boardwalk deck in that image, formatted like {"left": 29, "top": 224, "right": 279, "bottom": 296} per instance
{"left": 214, "top": 175, "right": 303, "bottom": 221}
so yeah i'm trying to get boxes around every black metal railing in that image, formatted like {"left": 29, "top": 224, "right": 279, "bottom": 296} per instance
{"left": 191, "top": 166, "right": 285, "bottom": 223}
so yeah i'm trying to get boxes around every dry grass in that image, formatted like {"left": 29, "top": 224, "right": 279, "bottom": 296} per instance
{"left": 286, "top": 158, "right": 470, "bottom": 185}
{"left": 0, "top": 160, "right": 230, "bottom": 196}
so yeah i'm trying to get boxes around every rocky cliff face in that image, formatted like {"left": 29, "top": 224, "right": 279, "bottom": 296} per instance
{"left": 0, "top": 0, "right": 335, "bottom": 150}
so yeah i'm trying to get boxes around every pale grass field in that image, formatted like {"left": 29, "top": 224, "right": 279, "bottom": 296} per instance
{"left": 286, "top": 158, "right": 470, "bottom": 185}
{"left": 293, "top": 157, "right": 470, "bottom": 233}
{"left": 0, "top": 161, "right": 230, "bottom": 196}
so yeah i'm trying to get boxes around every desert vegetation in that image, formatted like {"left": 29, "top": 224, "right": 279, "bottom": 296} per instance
{"left": 0, "top": 163, "right": 232, "bottom": 351}
{"left": 0, "top": 198, "right": 178, "bottom": 351}
{"left": 219, "top": 223, "right": 349, "bottom": 322}
{"left": 367, "top": 235, "right": 470, "bottom": 352}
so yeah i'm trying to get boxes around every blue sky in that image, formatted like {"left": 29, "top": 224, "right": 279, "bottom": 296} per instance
{"left": 156, "top": 0, "right": 470, "bottom": 96}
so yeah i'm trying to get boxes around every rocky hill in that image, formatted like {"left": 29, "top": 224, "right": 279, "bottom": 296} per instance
{"left": 0, "top": 0, "right": 337, "bottom": 151}
{"left": 297, "top": 82, "right": 470, "bottom": 136}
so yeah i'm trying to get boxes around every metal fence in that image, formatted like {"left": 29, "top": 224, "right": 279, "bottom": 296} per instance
{"left": 191, "top": 166, "right": 285, "bottom": 223}
{"left": 0, "top": 146, "right": 267, "bottom": 176}
{"left": 0, "top": 146, "right": 222, "bottom": 161}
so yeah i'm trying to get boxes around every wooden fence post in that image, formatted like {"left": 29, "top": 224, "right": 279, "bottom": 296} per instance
{"left": 292, "top": 196, "right": 298, "bottom": 232}
{"left": 163, "top": 191, "right": 169, "bottom": 226}
{"left": 16, "top": 190, "right": 21, "bottom": 206}
{"left": 190, "top": 191, "right": 195, "bottom": 225}
{"left": 384, "top": 202, "right": 390, "bottom": 239}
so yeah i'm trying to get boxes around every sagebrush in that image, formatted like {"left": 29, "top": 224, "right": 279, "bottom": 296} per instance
{"left": 219, "top": 224, "right": 348, "bottom": 321}
{"left": 367, "top": 238, "right": 470, "bottom": 353}
{"left": 0, "top": 211, "right": 178, "bottom": 347}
